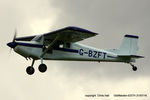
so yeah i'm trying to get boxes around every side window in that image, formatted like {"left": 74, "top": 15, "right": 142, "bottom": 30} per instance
{"left": 55, "top": 42, "right": 70, "bottom": 48}
{"left": 59, "top": 44, "right": 64, "bottom": 48}
{"left": 32, "top": 35, "right": 42, "bottom": 42}
{"left": 43, "top": 45, "right": 53, "bottom": 54}
{"left": 66, "top": 43, "right": 70, "bottom": 48}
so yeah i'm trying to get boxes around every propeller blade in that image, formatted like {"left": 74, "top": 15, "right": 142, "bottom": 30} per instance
{"left": 9, "top": 48, "right": 12, "bottom": 53}
{"left": 13, "top": 29, "right": 17, "bottom": 42}
{"left": 8, "top": 29, "right": 18, "bottom": 54}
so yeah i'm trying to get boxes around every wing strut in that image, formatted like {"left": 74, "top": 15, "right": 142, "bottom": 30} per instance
{"left": 40, "top": 35, "right": 59, "bottom": 58}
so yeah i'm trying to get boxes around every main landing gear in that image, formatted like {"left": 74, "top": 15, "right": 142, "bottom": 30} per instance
{"left": 26, "top": 59, "right": 47, "bottom": 75}
{"left": 129, "top": 63, "right": 137, "bottom": 71}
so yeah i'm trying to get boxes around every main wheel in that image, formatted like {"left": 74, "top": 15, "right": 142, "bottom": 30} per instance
{"left": 26, "top": 66, "right": 35, "bottom": 75}
{"left": 132, "top": 66, "right": 137, "bottom": 71}
{"left": 38, "top": 64, "right": 47, "bottom": 73}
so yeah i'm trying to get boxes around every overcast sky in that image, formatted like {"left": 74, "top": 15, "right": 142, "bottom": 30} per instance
{"left": 0, "top": 0, "right": 150, "bottom": 100}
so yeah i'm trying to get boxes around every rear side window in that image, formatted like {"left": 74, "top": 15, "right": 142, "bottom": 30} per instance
{"left": 66, "top": 43, "right": 70, "bottom": 48}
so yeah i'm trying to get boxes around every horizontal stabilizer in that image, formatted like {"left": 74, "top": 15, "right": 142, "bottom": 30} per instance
{"left": 118, "top": 55, "right": 144, "bottom": 59}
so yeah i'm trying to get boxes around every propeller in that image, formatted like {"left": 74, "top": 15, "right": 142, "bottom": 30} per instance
{"left": 13, "top": 29, "right": 17, "bottom": 42}
{"left": 9, "top": 46, "right": 13, "bottom": 53}
{"left": 8, "top": 29, "right": 17, "bottom": 53}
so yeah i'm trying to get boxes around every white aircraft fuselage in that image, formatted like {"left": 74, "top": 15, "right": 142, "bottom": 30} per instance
{"left": 13, "top": 41, "right": 132, "bottom": 63}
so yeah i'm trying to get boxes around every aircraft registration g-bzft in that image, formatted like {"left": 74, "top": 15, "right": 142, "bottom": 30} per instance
{"left": 7, "top": 26, "right": 144, "bottom": 75}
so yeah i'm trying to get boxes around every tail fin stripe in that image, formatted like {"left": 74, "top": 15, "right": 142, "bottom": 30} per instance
{"left": 125, "top": 35, "right": 139, "bottom": 39}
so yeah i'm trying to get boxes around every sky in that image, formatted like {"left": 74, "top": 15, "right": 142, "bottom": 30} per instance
{"left": 0, "top": 0, "right": 150, "bottom": 100}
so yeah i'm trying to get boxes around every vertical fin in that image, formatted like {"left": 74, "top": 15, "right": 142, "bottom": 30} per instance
{"left": 119, "top": 35, "right": 139, "bottom": 55}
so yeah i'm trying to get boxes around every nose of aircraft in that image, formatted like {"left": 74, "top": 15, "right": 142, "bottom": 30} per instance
{"left": 7, "top": 42, "right": 17, "bottom": 48}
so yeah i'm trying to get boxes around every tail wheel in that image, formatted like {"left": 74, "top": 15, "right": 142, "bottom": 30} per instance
{"left": 26, "top": 66, "right": 35, "bottom": 75}
{"left": 130, "top": 63, "right": 137, "bottom": 71}
{"left": 132, "top": 66, "right": 137, "bottom": 71}
{"left": 38, "top": 64, "right": 47, "bottom": 73}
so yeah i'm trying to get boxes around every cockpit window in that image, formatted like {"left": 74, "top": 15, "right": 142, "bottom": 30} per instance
{"left": 32, "top": 35, "right": 42, "bottom": 42}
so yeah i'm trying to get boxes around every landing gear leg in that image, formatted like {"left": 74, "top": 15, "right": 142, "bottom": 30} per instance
{"left": 129, "top": 63, "right": 137, "bottom": 71}
{"left": 26, "top": 59, "right": 35, "bottom": 75}
{"left": 38, "top": 58, "right": 47, "bottom": 73}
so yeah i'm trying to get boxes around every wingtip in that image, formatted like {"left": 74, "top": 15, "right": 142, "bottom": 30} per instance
{"left": 66, "top": 26, "right": 98, "bottom": 35}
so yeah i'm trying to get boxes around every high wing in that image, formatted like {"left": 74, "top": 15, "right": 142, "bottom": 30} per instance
{"left": 15, "top": 26, "right": 98, "bottom": 43}
{"left": 15, "top": 35, "right": 36, "bottom": 41}
{"left": 43, "top": 26, "right": 98, "bottom": 43}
